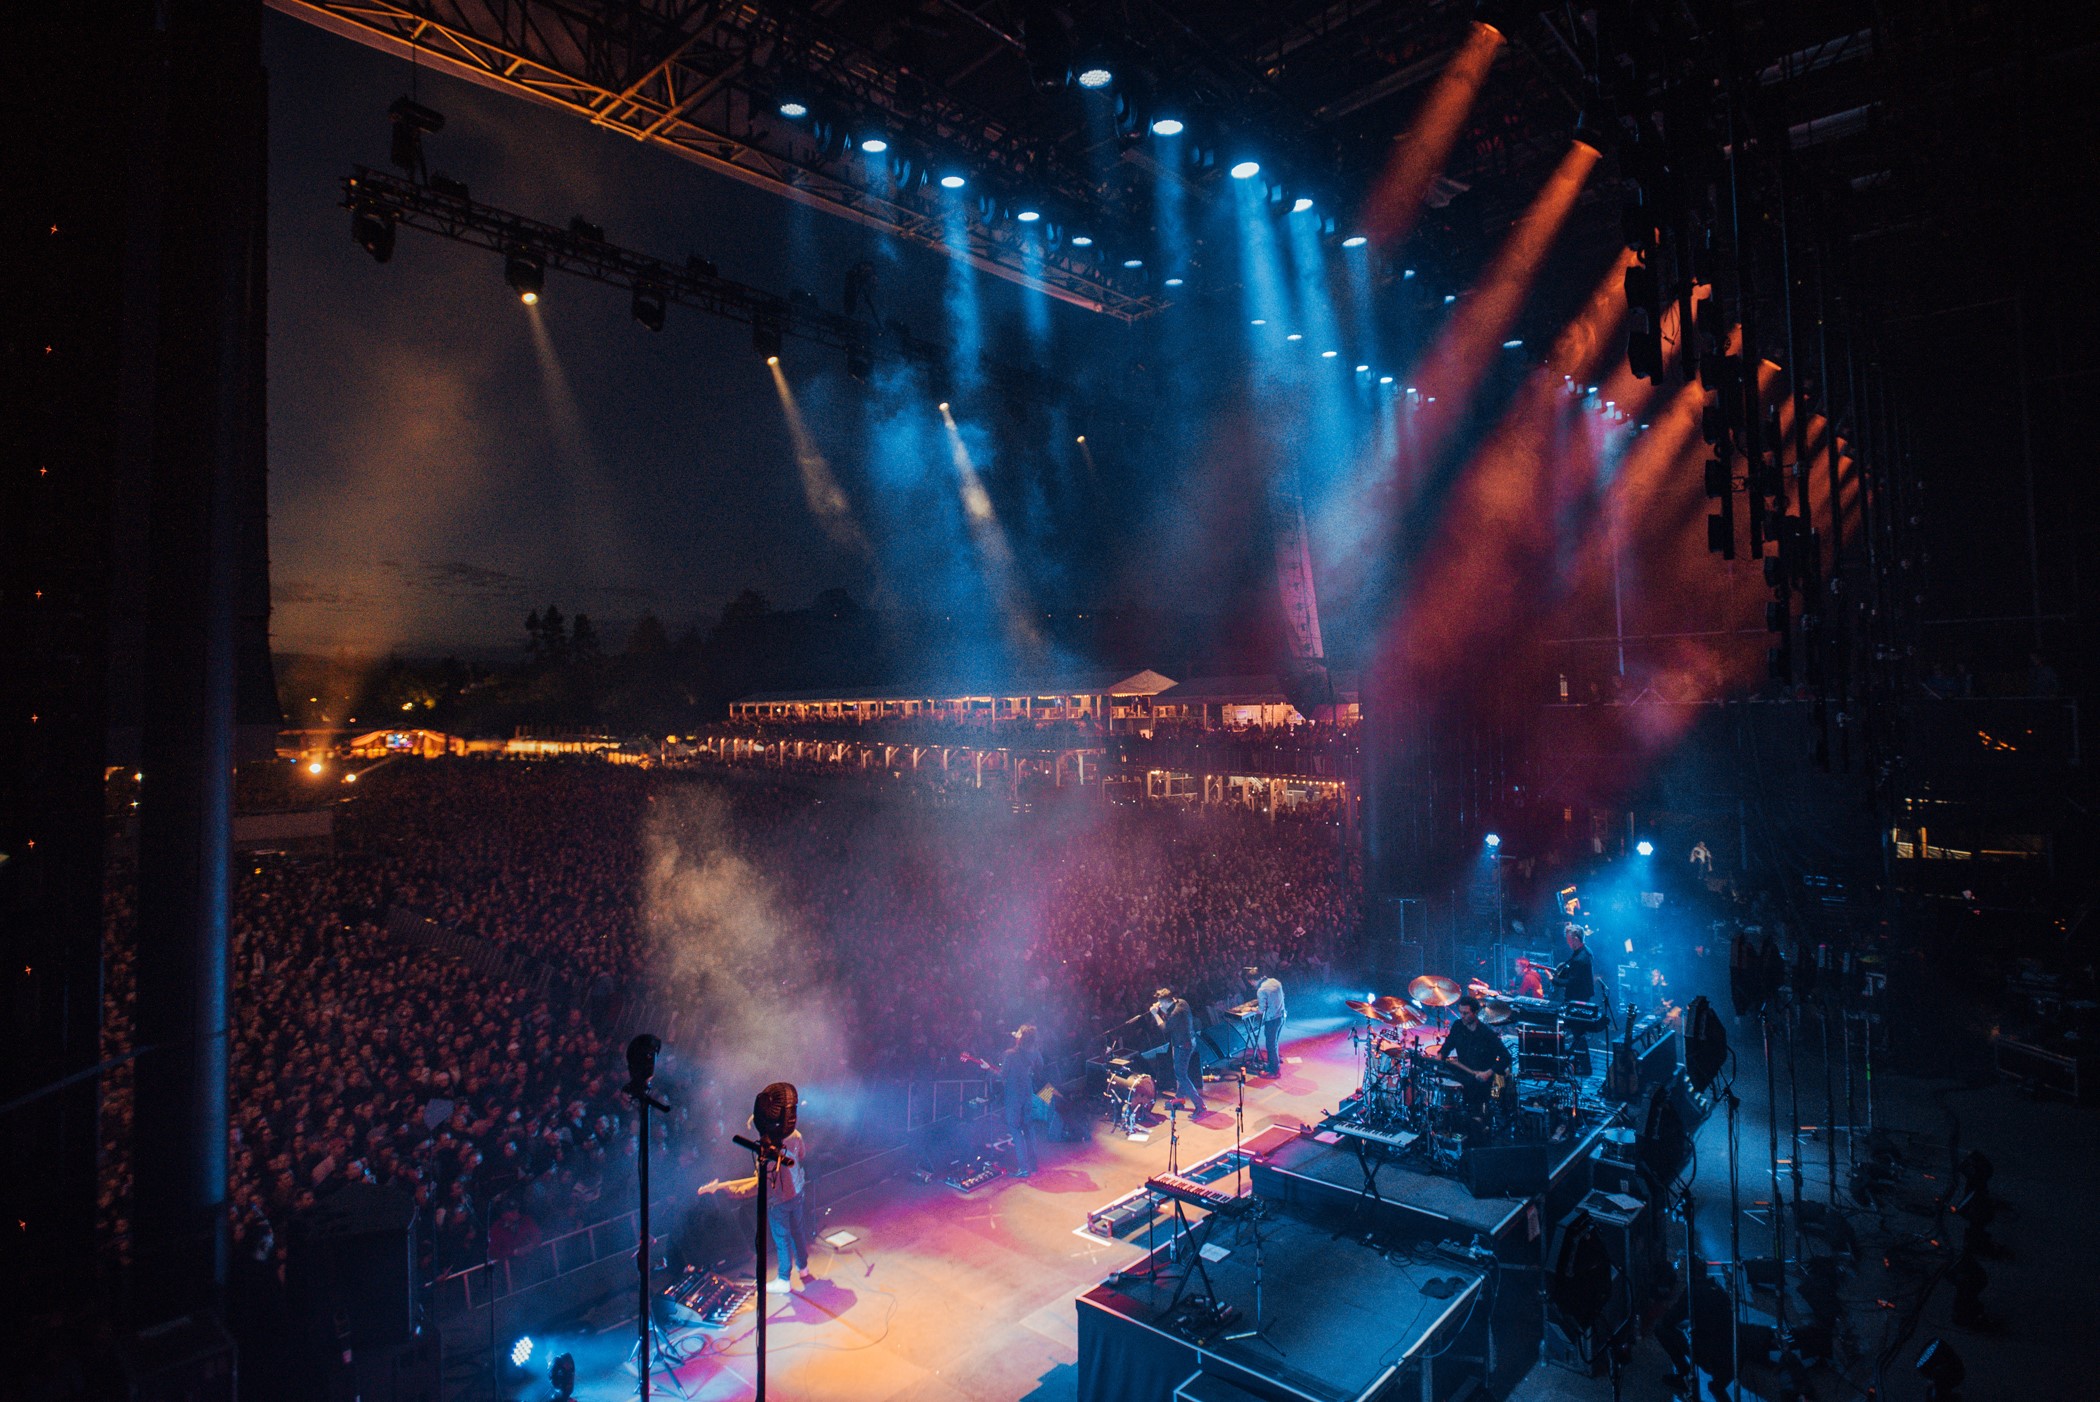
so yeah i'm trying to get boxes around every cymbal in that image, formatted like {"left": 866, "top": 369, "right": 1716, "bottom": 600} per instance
{"left": 1373, "top": 995, "right": 1426, "bottom": 1026}
{"left": 1342, "top": 997, "right": 1386, "bottom": 1022}
{"left": 1481, "top": 999, "right": 1517, "bottom": 1026}
{"left": 1409, "top": 974, "right": 1462, "bottom": 1008}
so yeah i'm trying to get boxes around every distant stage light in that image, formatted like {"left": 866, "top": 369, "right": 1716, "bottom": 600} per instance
{"left": 1379, "top": 375, "right": 1394, "bottom": 384}
{"left": 1403, "top": 268, "right": 1416, "bottom": 278}
{"left": 1016, "top": 209, "right": 1041, "bottom": 222}
{"left": 778, "top": 99, "right": 809, "bottom": 119}
{"left": 1285, "top": 333, "right": 1303, "bottom": 342}
{"left": 1076, "top": 435, "right": 1086, "bottom": 444}
{"left": 1291, "top": 197, "right": 1314, "bottom": 213}
{"left": 630, "top": 285, "right": 666, "bottom": 332}
{"left": 1355, "top": 364, "right": 1369, "bottom": 372}
{"left": 1443, "top": 293, "right": 1457, "bottom": 304}
{"left": 937, "top": 401, "right": 950, "bottom": 412}
{"left": 1341, "top": 235, "right": 1367, "bottom": 247}
{"left": 504, "top": 250, "right": 544, "bottom": 304}
{"left": 307, "top": 760, "right": 323, "bottom": 775}
{"left": 1230, "top": 160, "right": 1261, "bottom": 180}
{"left": 1320, "top": 349, "right": 1338, "bottom": 358}
{"left": 859, "top": 135, "right": 888, "bottom": 153}
{"left": 510, "top": 1337, "right": 535, "bottom": 1367}
{"left": 1485, "top": 833, "right": 1502, "bottom": 848}
{"left": 765, "top": 354, "right": 779, "bottom": 366}
{"left": 939, "top": 173, "right": 966, "bottom": 189}
{"left": 1250, "top": 318, "right": 1267, "bottom": 325}
{"left": 1151, "top": 117, "right": 1185, "bottom": 135}
{"left": 1636, "top": 840, "right": 1655, "bottom": 857}
{"left": 351, "top": 207, "right": 396, "bottom": 263}
{"left": 1071, "top": 235, "right": 1094, "bottom": 246}
{"left": 1164, "top": 277, "right": 1184, "bottom": 286}
{"left": 1076, "top": 65, "right": 1114, "bottom": 90}
{"left": 1503, "top": 338, "right": 1524, "bottom": 349}
{"left": 1122, "top": 257, "right": 1143, "bottom": 268}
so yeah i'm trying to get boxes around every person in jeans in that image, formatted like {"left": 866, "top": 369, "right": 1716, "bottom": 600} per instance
{"left": 695, "top": 1121, "right": 812, "bottom": 1293}
{"left": 1247, "top": 965, "right": 1288, "bottom": 1077}
{"left": 1001, "top": 1024, "right": 1046, "bottom": 1178}
{"left": 1151, "top": 987, "right": 1207, "bottom": 1116}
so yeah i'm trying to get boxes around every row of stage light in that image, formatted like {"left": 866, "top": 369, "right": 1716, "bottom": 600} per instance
{"left": 768, "top": 72, "right": 1374, "bottom": 282}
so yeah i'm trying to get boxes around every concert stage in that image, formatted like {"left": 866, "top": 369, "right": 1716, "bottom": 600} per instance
{"left": 1077, "top": 1212, "right": 1489, "bottom": 1402}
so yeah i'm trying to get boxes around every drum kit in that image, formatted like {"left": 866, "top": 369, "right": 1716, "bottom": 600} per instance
{"left": 1103, "top": 1056, "right": 1157, "bottom": 1134}
{"left": 1340, "top": 971, "right": 1590, "bottom": 1164}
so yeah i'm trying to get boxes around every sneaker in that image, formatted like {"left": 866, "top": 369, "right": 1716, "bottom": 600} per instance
{"left": 766, "top": 1278, "right": 792, "bottom": 1295}
{"left": 799, "top": 1268, "right": 819, "bottom": 1285}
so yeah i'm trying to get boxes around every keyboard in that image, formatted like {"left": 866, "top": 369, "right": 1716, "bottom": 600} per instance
{"left": 1333, "top": 1121, "right": 1419, "bottom": 1151}
{"left": 1147, "top": 1173, "right": 1253, "bottom": 1215}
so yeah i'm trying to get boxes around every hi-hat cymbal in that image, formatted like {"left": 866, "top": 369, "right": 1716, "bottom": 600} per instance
{"left": 1481, "top": 999, "right": 1517, "bottom": 1026}
{"left": 1409, "top": 974, "right": 1462, "bottom": 1008}
{"left": 1373, "top": 995, "right": 1426, "bottom": 1026}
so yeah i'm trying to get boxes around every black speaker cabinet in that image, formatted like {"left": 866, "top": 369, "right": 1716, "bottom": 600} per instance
{"left": 1464, "top": 1141, "right": 1550, "bottom": 1198}
{"left": 287, "top": 1184, "right": 418, "bottom": 1348}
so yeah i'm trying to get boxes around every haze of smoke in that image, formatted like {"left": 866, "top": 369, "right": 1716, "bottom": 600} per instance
{"left": 640, "top": 785, "right": 847, "bottom": 1112}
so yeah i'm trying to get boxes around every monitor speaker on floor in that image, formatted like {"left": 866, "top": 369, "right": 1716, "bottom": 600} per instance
{"left": 1463, "top": 1141, "right": 1550, "bottom": 1198}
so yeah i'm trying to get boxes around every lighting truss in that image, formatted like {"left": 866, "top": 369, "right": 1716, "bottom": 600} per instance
{"left": 278, "top": 0, "right": 1167, "bottom": 320}
{"left": 342, "top": 166, "right": 1058, "bottom": 400}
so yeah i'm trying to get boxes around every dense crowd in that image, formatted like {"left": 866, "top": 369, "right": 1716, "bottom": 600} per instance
{"left": 99, "top": 758, "right": 1361, "bottom": 1286}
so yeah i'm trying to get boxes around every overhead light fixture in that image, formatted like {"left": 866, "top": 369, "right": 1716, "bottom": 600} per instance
{"left": 859, "top": 135, "right": 889, "bottom": 153}
{"left": 1070, "top": 234, "right": 1094, "bottom": 246}
{"left": 1355, "top": 364, "right": 1369, "bottom": 373}
{"left": 939, "top": 173, "right": 966, "bottom": 189}
{"left": 504, "top": 250, "right": 544, "bottom": 304}
{"left": 937, "top": 400, "right": 951, "bottom": 412}
{"left": 766, "top": 354, "right": 780, "bottom": 366}
{"left": 1076, "top": 65, "right": 1114, "bottom": 90}
{"left": 351, "top": 207, "right": 396, "bottom": 263}
{"left": 778, "top": 99, "right": 810, "bottom": 119}
{"left": 1320, "top": 349, "right": 1338, "bottom": 358}
{"left": 1150, "top": 117, "right": 1184, "bottom": 135}
{"left": 1403, "top": 268, "right": 1416, "bottom": 279}
{"left": 1122, "top": 257, "right": 1143, "bottom": 268}
{"left": 1341, "top": 235, "right": 1368, "bottom": 247}
{"left": 1291, "top": 197, "right": 1314, "bottom": 214}
{"left": 1164, "top": 277, "right": 1184, "bottom": 287}
{"left": 1229, "top": 160, "right": 1261, "bottom": 179}
{"left": 1485, "top": 833, "right": 1502, "bottom": 849}
{"left": 1503, "top": 338, "right": 1524, "bottom": 349}
{"left": 631, "top": 285, "right": 666, "bottom": 332}
{"left": 1636, "top": 839, "right": 1654, "bottom": 857}
{"left": 1016, "top": 208, "right": 1041, "bottom": 222}
{"left": 1250, "top": 318, "right": 1267, "bottom": 325}
{"left": 1379, "top": 375, "right": 1394, "bottom": 384}
{"left": 1285, "top": 333, "right": 1303, "bottom": 342}
{"left": 1444, "top": 293, "right": 1457, "bottom": 304}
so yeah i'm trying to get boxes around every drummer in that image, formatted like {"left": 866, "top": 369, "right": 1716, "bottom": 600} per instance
{"left": 1438, "top": 996, "right": 1512, "bottom": 1136}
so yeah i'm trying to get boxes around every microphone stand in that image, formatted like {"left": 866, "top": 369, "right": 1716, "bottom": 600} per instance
{"left": 731, "top": 1133, "right": 793, "bottom": 1402}
{"left": 625, "top": 1078, "right": 671, "bottom": 1402}
{"left": 1233, "top": 1067, "right": 1246, "bottom": 1197}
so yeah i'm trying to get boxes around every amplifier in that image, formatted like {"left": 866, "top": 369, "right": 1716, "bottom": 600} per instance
{"left": 1637, "top": 1026, "right": 1681, "bottom": 1088}
{"left": 1463, "top": 1141, "right": 1550, "bottom": 1199}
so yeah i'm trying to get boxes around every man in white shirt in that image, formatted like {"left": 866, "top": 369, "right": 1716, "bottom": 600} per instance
{"left": 695, "top": 1121, "right": 812, "bottom": 1293}
{"left": 1247, "top": 965, "right": 1287, "bottom": 1077}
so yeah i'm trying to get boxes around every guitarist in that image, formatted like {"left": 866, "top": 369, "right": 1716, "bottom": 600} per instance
{"left": 1438, "top": 996, "right": 1512, "bottom": 1137}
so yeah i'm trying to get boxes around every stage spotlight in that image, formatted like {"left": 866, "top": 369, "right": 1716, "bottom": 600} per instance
{"left": 1403, "top": 268, "right": 1416, "bottom": 278}
{"left": 1320, "top": 349, "right": 1338, "bottom": 358}
{"left": 1016, "top": 208, "right": 1041, "bottom": 222}
{"left": 1291, "top": 196, "right": 1314, "bottom": 213}
{"left": 1502, "top": 338, "right": 1524, "bottom": 349}
{"left": 1076, "top": 64, "right": 1114, "bottom": 90}
{"left": 939, "top": 173, "right": 966, "bottom": 189}
{"left": 1355, "top": 364, "right": 1369, "bottom": 373}
{"left": 1250, "top": 318, "right": 1267, "bottom": 326}
{"left": 509, "top": 1336, "right": 534, "bottom": 1367}
{"left": 1286, "top": 333, "right": 1303, "bottom": 342}
{"left": 1151, "top": 116, "right": 1184, "bottom": 135}
{"left": 752, "top": 313, "right": 783, "bottom": 361}
{"left": 1164, "top": 277, "right": 1184, "bottom": 287}
{"left": 1572, "top": 105, "right": 1609, "bottom": 155}
{"left": 504, "top": 250, "right": 544, "bottom": 304}
{"left": 1230, "top": 160, "right": 1261, "bottom": 179}
{"left": 1443, "top": 293, "right": 1457, "bottom": 304}
{"left": 1636, "top": 839, "right": 1654, "bottom": 856}
{"left": 1122, "top": 257, "right": 1143, "bottom": 268}
{"left": 351, "top": 207, "right": 396, "bottom": 263}
{"left": 1484, "top": 833, "right": 1501, "bottom": 848}
{"left": 307, "top": 760, "right": 324, "bottom": 776}
{"left": 778, "top": 98, "right": 809, "bottom": 118}
{"left": 1341, "top": 235, "right": 1367, "bottom": 247}
{"left": 1379, "top": 375, "right": 1394, "bottom": 384}
{"left": 1070, "top": 234, "right": 1094, "bottom": 246}
{"left": 859, "top": 136, "right": 888, "bottom": 155}
{"left": 630, "top": 285, "right": 666, "bottom": 333}
{"left": 765, "top": 355, "right": 779, "bottom": 366}
{"left": 937, "top": 401, "right": 950, "bottom": 412}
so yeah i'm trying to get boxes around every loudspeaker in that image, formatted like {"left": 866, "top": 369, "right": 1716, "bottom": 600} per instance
{"left": 287, "top": 1184, "right": 418, "bottom": 1348}
{"left": 1464, "top": 1141, "right": 1550, "bottom": 1198}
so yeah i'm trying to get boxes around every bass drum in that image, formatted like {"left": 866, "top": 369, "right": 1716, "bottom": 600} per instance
{"left": 1108, "top": 1071, "right": 1156, "bottom": 1112}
